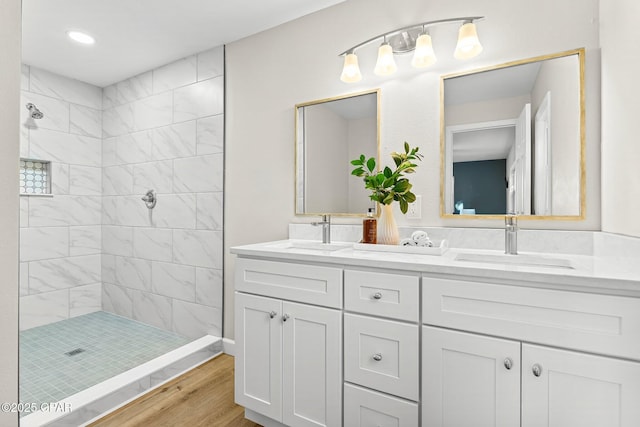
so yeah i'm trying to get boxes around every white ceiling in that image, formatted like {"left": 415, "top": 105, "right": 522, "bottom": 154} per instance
{"left": 453, "top": 126, "right": 515, "bottom": 163}
{"left": 445, "top": 61, "right": 541, "bottom": 106}
{"left": 22, "top": 0, "right": 346, "bottom": 87}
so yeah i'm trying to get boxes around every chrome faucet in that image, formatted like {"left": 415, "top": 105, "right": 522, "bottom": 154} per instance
{"left": 311, "top": 215, "right": 331, "bottom": 244}
{"left": 505, "top": 214, "right": 518, "bottom": 255}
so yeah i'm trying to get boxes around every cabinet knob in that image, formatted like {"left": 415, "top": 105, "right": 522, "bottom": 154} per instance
{"left": 532, "top": 364, "right": 543, "bottom": 377}
{"left": 372, "top": 353, "right": 383, "bottom": 361}
{"left": 503, "top": 357, "right": 513, "bottom": 370}
{"left": 269, "top": 311, "right": 277, "bottom": 319}
{"left": 282, "top": 314, "right": 290, "bottom": 322}
{"left": 373, "top": 292, "right": 383, "bottom": 300}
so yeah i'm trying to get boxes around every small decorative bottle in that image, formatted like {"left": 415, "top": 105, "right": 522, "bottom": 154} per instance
{"left": 362, "top": 208, "right": 377, "bottom": 244}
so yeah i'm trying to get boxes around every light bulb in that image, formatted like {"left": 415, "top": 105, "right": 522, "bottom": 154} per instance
{"left": 454, "top": 22, "right": 483, "bottom": 59}
{"left": 411, "top": 33, "right": 437, "bottom": 68}
{"left": 340, "top": 53, "right": 362, "bottom": 83}
{"left": 374, "top": 43, "right": 397, "bottom": 76}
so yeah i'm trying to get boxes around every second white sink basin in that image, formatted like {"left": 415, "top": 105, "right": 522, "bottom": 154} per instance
{"left": 454, "top": 252, "right": 574, "bottom": 269}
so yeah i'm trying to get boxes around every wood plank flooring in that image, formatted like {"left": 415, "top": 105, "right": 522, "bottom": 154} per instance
{"left": 90, "top": 354, "right": 260, "bottom": 427}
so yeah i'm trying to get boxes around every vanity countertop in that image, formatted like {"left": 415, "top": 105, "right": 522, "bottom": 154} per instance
{"left": 231, "top": 239, "right": 640, "bottom": 297}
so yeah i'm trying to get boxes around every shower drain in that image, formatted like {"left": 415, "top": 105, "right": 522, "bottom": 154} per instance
{"left": 65, "top": 348, "right": 86, "bottom": 356}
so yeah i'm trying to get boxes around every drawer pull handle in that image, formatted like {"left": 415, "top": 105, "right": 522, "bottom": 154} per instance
{"left": 372, "top": 292, "right": 383, "bottom": 300}
{"left": 532, "top": 364, "right": 543, "bottom": 377}
{"left": 282, "top": 314, "right": 290, "bottom": 322}
{"left": 269, "top": 311, "right": 277, "bottom": 319}
{"left": 503, "top": 358, "right": 513, "bottom": 370}
{"left": 372, "top": 353, "right": 383, "bottom": 362}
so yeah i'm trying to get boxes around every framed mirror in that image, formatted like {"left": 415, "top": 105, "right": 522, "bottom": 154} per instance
{"left": 295, "top": 89, "right": 380, "bottom": 216}
{"left": 440, "top": 48, "right": 585, "bottom": 219}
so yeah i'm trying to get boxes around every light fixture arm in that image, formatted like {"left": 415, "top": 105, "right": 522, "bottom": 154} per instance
{"left": 338, "top": 16, "right": 484, "bottom": 56}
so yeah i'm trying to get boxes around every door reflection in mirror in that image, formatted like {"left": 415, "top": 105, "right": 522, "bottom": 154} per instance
{"left": 441, "top": 49, "right": 584, "bottom": 218}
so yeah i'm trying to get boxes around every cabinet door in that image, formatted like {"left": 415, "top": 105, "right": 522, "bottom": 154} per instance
{"left": 235, "top": 292, "right": 282, "bottom": 422}
{"left": 522, "top": 344, "right": 640, "bottom": 427}
{"left": 282, "top": 301, "right": 342, "bottom": 427}
{"left": 422, "top": 326, "right": 520, "bottom": 427}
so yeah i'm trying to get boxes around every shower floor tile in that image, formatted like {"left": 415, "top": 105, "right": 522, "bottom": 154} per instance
{"left": 20, "top": 311, "right": 191, "bottom": 415}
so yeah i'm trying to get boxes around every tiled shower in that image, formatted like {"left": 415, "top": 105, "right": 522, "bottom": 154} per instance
{"left": 19, "top": 45, "right": 224, "bottom": 416}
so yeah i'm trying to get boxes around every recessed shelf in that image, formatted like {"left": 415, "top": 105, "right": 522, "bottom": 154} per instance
{"left": 20, "top": 158, "right": 51, "bottom": 195}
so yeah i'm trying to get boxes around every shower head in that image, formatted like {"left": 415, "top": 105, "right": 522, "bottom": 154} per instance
{"left": 26, "top": 103, "right": 44, "bottom": 119}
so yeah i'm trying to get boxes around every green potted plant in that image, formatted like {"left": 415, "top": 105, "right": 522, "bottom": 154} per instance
{"left": 351, "top": 142, "right": 423, "bottom": 244}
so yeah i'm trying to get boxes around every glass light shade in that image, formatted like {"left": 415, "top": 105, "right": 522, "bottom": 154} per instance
{"left": 411, "top": 33, "right": 437, "bottom": 68}
{"left": 454, "top": 22, "right": 483, "bottom": 59}
{"left": 340, "top": 53, "right": 362, "bottom": 83}
{"left": 374, "top": 43, "right": 397, "bottom": 76}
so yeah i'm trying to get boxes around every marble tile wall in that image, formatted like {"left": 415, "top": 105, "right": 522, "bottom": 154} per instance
{"left": 100, "top": 46, "right": 224, "bottom": 340}
{"left": 20, "top": 65, "right": 103, "bottom": 330}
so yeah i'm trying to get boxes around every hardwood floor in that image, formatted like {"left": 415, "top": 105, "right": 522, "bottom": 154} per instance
{"left": 90, "top": 354, "right": 260, "bottom": 427}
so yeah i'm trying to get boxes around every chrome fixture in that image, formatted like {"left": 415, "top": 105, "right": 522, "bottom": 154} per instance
{"left": 141, "top": 189, "right": 157, "bottom": 209}
{"left": 282, "top": 314, "right": 290, "bottom": 322}
{"left": 372, "top": 353, "right": 383, "bottom": 362}
{"left": 532, "top": 364, "right": 543, "bottom": 377}
{"left": 505, "top": 214, "right": 518, "bottom": 255}
{"left": 504, "top": 358, "right": 514, "bottom": 370}
{"left": 339, "top": 16, "right": 484, "bottom": 82}
{"left": 25, "top": 103, "right": 44, "bottom": 119}
{"left": 269, "top": 311, "right": 277, "bottom": 319}
{"left": 311, "top": 214, "right": 331, "bottom": 244}
{"left": 373, "top": 292, "right": 383, "bottom": 300}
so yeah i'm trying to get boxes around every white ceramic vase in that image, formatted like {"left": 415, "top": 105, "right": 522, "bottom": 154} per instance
{"left": 377, "top": 204, "right": 400, "bottom": 245}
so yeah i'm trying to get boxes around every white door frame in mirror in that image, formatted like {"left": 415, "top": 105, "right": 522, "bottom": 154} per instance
{"left": 439, "top": 48, "right": 585, "bottom": 221}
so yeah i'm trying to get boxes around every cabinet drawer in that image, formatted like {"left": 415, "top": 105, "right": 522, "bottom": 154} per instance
{"left": 344, "top": 270, "right": 419, "bottom": 322}
{"left": 344, "top": 314, "right": 419, "bottom": 401}
{"left": 344, "top": 383, "right": 418, "bottom": 427}
{"left": 235, "top": 257, "right": 342, "bottom": 308}
{"left": 423, "top": 276, "right": 640, "bottom": 360}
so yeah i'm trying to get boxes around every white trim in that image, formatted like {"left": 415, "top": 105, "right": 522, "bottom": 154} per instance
{"left": 223, "top": 338, "right": 236, "bottom": 356}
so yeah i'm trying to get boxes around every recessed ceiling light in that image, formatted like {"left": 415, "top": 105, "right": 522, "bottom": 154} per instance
{"left": 66, "top": 30, "right": 95, "bottom": 45}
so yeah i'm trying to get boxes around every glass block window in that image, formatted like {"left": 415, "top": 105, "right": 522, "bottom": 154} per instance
{"left": 20, "top": 159, "right": 51, "bottom": 195}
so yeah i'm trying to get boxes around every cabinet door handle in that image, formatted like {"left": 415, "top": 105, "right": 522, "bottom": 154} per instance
{"left": 532, "top": 364, "right": 543, "bottom": 377}
{"left": 269, "top": 311, "right": 277, "bottom": 319}
{"left": 372, "top": 353, "right": 383, "bottom": 361}
{"left": 503, "top": 357, "right": 513, "bottom": 370}
{"left": 373, "top": 292, "right": 383, "bottom": 300}
{"left": 282, "top": 314, "right": 290, "bottom": 322}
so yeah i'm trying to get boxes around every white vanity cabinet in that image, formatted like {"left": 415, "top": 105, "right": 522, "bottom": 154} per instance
{"left": 422, "top": 276, "right": 640, "bottom": 427}
{"left": 235, "top": 258, "right": 342, "bottom": 427}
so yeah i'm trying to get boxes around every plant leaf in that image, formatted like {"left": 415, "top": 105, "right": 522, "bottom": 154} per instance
{"left": 350, "top": 159, "right": 363, "bottom": 166}
{"left": 399, "top": 198, "right": 408, "bottom": 214}
{"left": 366, "top": 157, "right": 376, "bottom": 173}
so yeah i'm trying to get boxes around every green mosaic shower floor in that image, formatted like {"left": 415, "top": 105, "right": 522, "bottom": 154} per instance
{"left": 20, "top": 311, "right": 191, "bottom": 415}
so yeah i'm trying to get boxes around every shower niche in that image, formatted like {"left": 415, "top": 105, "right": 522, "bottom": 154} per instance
{"left": 19, "top": 158, "right": 51, "bottom": 195}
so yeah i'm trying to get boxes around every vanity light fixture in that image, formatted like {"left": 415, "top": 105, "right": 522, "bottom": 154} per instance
{"left": 339, "top": 16, "right": 484, "bottom": 83}
{"left": 66, "top": 30, "right": 95, "bottom": 45}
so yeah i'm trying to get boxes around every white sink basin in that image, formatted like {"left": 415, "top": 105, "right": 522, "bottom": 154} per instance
{"left": 454, "top": 252, "right": 574, "bottom": 269}
{"left": 268, "top": 241, "right": 352, "bottom": 252}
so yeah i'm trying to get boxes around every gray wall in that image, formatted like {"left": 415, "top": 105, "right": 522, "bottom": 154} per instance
{"left": 601, "top": 0, "right": 640, "bottom": 238}
{"left": 225, "top": 0, "right": 601, "bottom": 339}
{"left": 0, "top": 0, "right": 21, "bottom": 423}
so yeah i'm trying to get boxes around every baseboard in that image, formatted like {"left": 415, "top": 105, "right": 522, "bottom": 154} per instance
{"left": 223, "top": 338, "right": 236, "bottom": 356}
